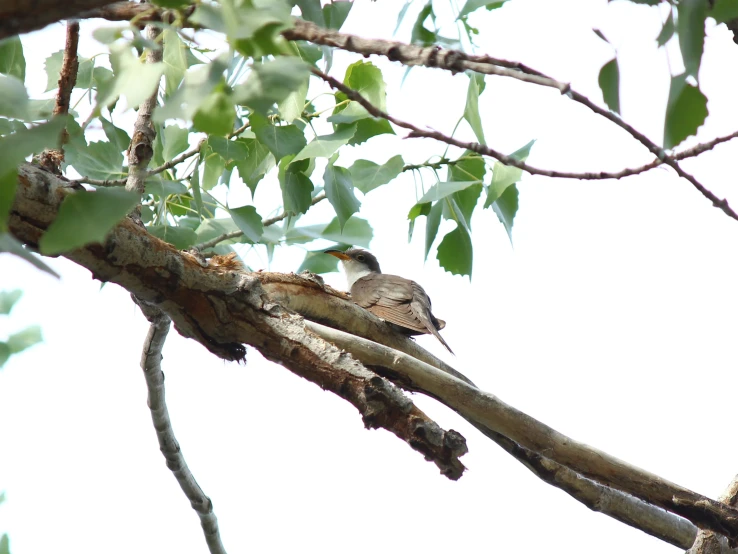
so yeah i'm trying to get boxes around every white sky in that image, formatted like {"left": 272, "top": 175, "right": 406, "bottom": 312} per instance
{"left": 3, "top": 1, "right": 738, "bottom": 553}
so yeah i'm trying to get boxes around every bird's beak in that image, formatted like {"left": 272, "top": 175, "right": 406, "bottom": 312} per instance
{"left": 324, "top": 249, "right": 351, "bottom": 260}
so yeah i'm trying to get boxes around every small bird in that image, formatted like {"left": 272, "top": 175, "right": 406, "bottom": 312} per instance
{"left": 325, "top": 247, "right": 453, "bottom": 354}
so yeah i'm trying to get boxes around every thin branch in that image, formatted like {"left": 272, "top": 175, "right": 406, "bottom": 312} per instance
{"left": 303, "top": 320, "right": 738, "bottom": 540}
{"left": 38, "top": 21, "right": 80, "bottom": 175}
{"left": 125, "top": 24, "right": 163, "bottom": 195}
{"left": 132, "top": 299, "right": 227, "bottom": 554}
{"left": 312, "top": 68, "right": 738, "bottom": 221}
{"left": 79, "top": 121, "right": 251, "bottom": 187}
{"left": 192, "top": 192, "right": 327, "bottom": 252}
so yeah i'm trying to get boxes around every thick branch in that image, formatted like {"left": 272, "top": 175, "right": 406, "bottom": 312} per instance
{"left": 302, "top": 320, "right": 738, "bottom": 541}
{"left": 0, "top": 0, "right": 115, "bottom": 40}
{"left": 134, "top": 300, "right": 226, "bottom": 554}
{"left": 9, "top": 163, "right": 468, "bottom": 480}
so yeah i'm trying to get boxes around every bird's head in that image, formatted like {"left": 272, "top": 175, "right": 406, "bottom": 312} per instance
{"left": 325, "top": 247, "right": 382, "bottom": 286}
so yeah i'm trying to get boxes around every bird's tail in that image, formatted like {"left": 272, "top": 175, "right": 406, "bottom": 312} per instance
{"left": 429, "top": 326, "right": 454, "bottom": 355}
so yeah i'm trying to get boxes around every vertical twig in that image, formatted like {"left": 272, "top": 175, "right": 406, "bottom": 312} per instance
{"left": 125, "top": 23, "right": 163, "bottom": 194}
{"left": 39, "top": 20, "right": 79, "bottom": 174}
{"left": 134, "top": 299, "right": 227, "bottom": 554}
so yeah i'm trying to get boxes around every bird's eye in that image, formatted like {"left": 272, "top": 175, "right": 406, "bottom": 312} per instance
{"left": 356, "top": 254, "right": 365, "bottom": 262}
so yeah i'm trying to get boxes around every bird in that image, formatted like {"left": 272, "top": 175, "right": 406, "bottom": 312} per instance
{"left": 325, "top": 247, "right": 453, "bottom": 354}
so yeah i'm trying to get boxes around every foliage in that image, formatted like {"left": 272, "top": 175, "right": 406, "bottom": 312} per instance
{"left": 0, "top": 290, "right": 42, "bottom": 368}
{"left": 0, "top": 0, "right": 729, "bottom": 282}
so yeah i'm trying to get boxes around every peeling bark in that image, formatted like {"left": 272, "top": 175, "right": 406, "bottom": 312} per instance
{"left": 9, "top": 163, "right": 468, "bottom": 480}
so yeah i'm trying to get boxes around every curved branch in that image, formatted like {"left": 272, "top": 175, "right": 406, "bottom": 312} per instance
{"left": 134, "top": 300, "right": 227, "bottom": 554}
{"left": 312, "top": 68, "right": 738, "bottom": 222}
{"left": 9, "top": 163, "right": 468, "bottom": 480}
{"left": 302, "top": 320, "right": 738, "bottom": 541}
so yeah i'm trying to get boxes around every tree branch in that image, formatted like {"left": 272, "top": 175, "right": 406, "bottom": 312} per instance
{"left": 133, "top": 299, "right": 227, "bottom": 554}
{"left": 688, "top": 476, "right": 738, "bottom": 554}
{"left": 302, "top": 320, "right": 738, "bottom": 541}
{"left": 0, "top": 0, "right": 116, "bottom": 40}
{"left": 125, "top": 23, "right": 162, "bottom": 195}
{"left": 312, "top": 67, "right": 738, "bottom": 222}
{"left": 38, "top": 21, "right": 79, "bottom": 175}
{"left": 191, "top": 192, "right": 327, "bottom": 252}
{"left": 9, "top": 163, "right": 468, "bottom": 480}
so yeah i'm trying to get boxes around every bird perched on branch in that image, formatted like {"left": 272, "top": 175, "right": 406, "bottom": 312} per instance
{"left": 325, "top": 247, "right": 453, "bottom": 354}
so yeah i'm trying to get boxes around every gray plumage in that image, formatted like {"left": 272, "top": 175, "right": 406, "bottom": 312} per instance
{"left": 325, "top": 247, "right": 453, "bottom": 354}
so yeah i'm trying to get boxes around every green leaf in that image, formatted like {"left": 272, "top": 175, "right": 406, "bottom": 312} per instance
{"left": 448, "top": 152, "right": 486, "bottom": 182}
{"left": 229, "top": 205, "right": 263, "bottom": 242}
{"left": 154, "top": 57, "right": 229, "bottom": 123}
{"left": 298, "top": 249, "right": 339, "bottom": 274}
{"left": 0, "top": 289, "right": 22, "bottom": 315}
{"left": 97, "top": 43, "right": 164, "bottom": 109}
{"left": 598, "top": 57, "right": 620, "bottom": 114}
{"left": 484, "top": 140, "right": 535, "bottom": 208}
{"left": 0, "top": 232, "right": 59, "bottom": 277}
{"left": 411, "top": 2, "right": 437, "bottom": 45}
{"left": 339, "top": 60, "right": 387, "bottom": 111}
{"left": 278, "top": 76, "right": 309, "bottom": 123}
{"left": 458, "top": 0, "right": 508, "bottom": 19}
{"left": 252, "top": 115, "right": 307, "bottom": 161}
{"left": 0, "top": 74, "right": 29, "bottom": 120}
{"left": 417, "top": 181, "right": 481, "bottom": 204}
{"left": 437, "top": 226, "right": 472, "bottom": 276}
{"left": 100, "top": 117, "right": 131, "bottom": 153}
{"left": 323, "top": 0, "right": 353, "bottom": 29}
{"left": 0, "top": 117, "right": 26, "bottom": 136}
{"left": 208, "top": 135, "right": 249, "bottom": 166}
{"left": 491, "top": 183, "right": 518, "bottom": 242}
{"left": 0, "top": 36, "right": 25, "bottom": 82}
{"left": 235, "top": 139, "right": 274, "bottom": 196}
{"left": 464, "top": 72, "right": 486, "bottom": 144}
{"left": 152, "top": 0, "right": 191, "bottom": 8}
{"left": 711, "top": 0, "right": 738, "bottom": 22}
{"left": 664, "top": 74, "right": 708, "bottom": 149}
{"left": 279, "top": 156, "right": 314, "bottom": 215}
{"left": 350, "top": 155, "right": 404, "bottom": 194}
{"left": 424, "top": 200, "right": 443, "bottom": 259}
{"left": 320, "top": 216, "right": 372, "bottom": 247}
{"left": 162, "top": 28, "right": 188, "bottom": 96}
{"left": 201, "top": 149, "right": 226, "bottom": 190}
{"left": 193, "top": 89, "right": 235, "bottom": 136}
{"left": 147, "top": 225, "right": 198, "bottom": 249}
{"left": 145, "top": 177, "right": 187, "bottom": 197}
{"left": 324, "top": 163, "right": 360, "bottom": 230}
{"left": 0, "top": 533, "right": 8, "bottom": 554}
{"left": 40, "top": 188, "right": 140, "bottom": 255}
{"left": 656, "top": 10, "right": 675, "bottom": 46}
{"left": 190, "top": 161, "right": 203, "bottom": 218}
{"left": 161, "top": 124, "right": 189, "bottom": 162}
{"left": 45, "top": 50, "right": 97, "bottom": 92}
{"left": 234, "top": 57, "right": 310, "bottom": 115}
{"left": 295, "top": 0, "right": 325, "bottom": 25}
{"left": 7, "top": 324, "right": 42, "bottom": 354}
{"left": 0, "top": 344, "right": 6, "bottom": 367}
{"left": 195, "top": 217, "right": 239, "bottom": 244}
{"left": 292, "top": 125, "right": 356, "bottom": 162}
{"left": 65, "top": 140, "right": 125, "bottom": 181}
{"left": 344, "top": 118, "right": 394, "bottom": 146}
{"left": 677, "top": 0, "right": 707, "bottom": 79}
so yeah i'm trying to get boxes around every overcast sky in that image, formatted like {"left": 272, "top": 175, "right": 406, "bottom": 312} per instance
{"left": 2, "top": 1, "right": 738, "bottom": 553}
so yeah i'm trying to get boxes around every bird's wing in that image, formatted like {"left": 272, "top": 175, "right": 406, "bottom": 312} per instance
{"left": 409, "top": 282, "right": 454, "bottom": 353}
{"left": 351, "top": 274, "right": 428, "bottom": 334}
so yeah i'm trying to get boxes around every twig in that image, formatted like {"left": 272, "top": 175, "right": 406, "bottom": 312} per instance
{"left": 38, "top": 21, "right": 79, "bottom": 174}
{"left": 125, "top": 24, "right": 163, "bottom": 195}
{"left": 80, "top": 121, "right": 251, "bottom": 187}
{"left": 303, "top": 320, "right": 738, "bottom": 540}
{"left": 133, "top": 299, "right": 227, "bottom": 554}
{"left": 192, "top": 192, "right": 327, "bottom": 251}
{"left": 312, "top": 68, "right": 738, "bottom": 221}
